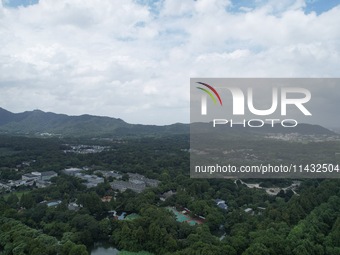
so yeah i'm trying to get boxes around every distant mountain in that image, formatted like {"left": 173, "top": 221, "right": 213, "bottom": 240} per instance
{"left": 0, "top": 108, "right": 188, "bottom": 137}
{"left": 191, "top": 122, "right": 335, "bottom": 136}
{"left": 0, "top": 108, "right": 14, "bottom": 126}
{"left": 0, "top": 108, "right": 335, "bottom": 137}
{"left": 331, "top": 128, "right": 340, "bottom": 134}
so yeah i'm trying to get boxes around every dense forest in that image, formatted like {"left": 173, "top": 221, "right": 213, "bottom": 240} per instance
{"left": 0, "top": 134, "right": 339, "bottom": 255}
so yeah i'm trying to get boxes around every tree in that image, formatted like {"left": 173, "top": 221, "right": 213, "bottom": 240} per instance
{"left": 77, "top": 192, "right": 106, "bottom": 218}
{"left": 7, "top": 193, "right": 19, "bottom": 208}
{"left": 242, "top": 243, "right": 271, "bottom": 255}
{"left": 206, "top": 210, "right": 225, "bottom": 231}
{"left": 122, "top": 173, "right": 129, "bottom": 181}
{"left": 20, "top": 193, "right": 35, "bottom": 209}
{"left": 69, "top": 244, "right": 88, "bottom": 255}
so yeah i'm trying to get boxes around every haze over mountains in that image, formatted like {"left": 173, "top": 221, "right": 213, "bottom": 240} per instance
{"left": 0, "top": 107, "right": 335, "bottom": 137}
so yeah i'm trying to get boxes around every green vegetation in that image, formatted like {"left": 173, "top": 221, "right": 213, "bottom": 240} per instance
{"left": 124, "top": 213, "right": 141, "bottom": 221}
{"left": 119, "top": 251, "right": 154, "bottom": 255}
{"left": 0, "top": 217, "right": 87, "bottom": 255}
{"left": 0, "top": 108, "right": 188, "bottom": 137}
{"left": 0, "top": 134, "right": 339, "bottom": 255}
{"left": 0, "top": 147, "right": 18, "bottom": 156}
{"left": 3, "top": 190, "right": 27, "bottom": 200}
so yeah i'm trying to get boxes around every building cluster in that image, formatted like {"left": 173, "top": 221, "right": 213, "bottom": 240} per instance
{"left": 64, "top": 168, "right": 161, "bottom": 192}
{"left": 68, "top": 202, "right": 83, "bottom": 211}
{"left": 95, "top": 170, "right": 122, "bottom": 179}
{"left": 1, "top": 165, "right": 162, "bottom": 197}
{"left": 24, "top": 171, "right": 57, "bottom": 188}
{"left": 111, "top": 180, "right": 145, "bottom": 193}
{"left": 63, "top": 168, "right": 104, "bottom": 188}
{"left": 0, "top": 169, "right": 58, "bottom": 192}
{"left": 22, "top": 171, "right": 58, "bottom": 182}
{"left": 0, "top": 182, "right": 11, "bottom": 191}
{"left": 265, "top": 133, "right": 340, "bottom": 142}
{"left": 15, "top": 160, "right": 36, "bottom": 169}
{"left": 111, "top": 173, "right": 160, "bottom": 193}
{"left": 128, "top": 173, "right": 160, "bottom": 187}
{"left": 62, "top": 144, "right": 108, "bottom": 154}
{"left": 11, "top": 171, "right": 58, "bottom": 189}
{"left": 1, "top": 164, "right": 163, "bottom": 192}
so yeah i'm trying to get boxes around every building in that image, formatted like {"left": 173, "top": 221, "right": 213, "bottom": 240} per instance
{"left": 128, "top": 173, "right": 145, "bottom": 180}
{"left": 129, "top": 179, "right": 145, "bottom": 185}
{"left": 22, "top": 173, "right": 40, "bottom": 181}
{"left": 95, "top": 170, "right": 122, "bottom": 179}
{"left": 68, "top": 202, "right": 83, "bottom": 211}
{"left": 145, "top": 178, "right": 161, "bottom": 187}
{"left": 40, "top": 200, "right": 62, "bottom": 207}
{"left": 74, "top": 173, "right": 104, "bottom": 188}
{"left": 128, "top": 173, "right": 160, "bottom": 187}
{"left": 244, "top": 208, "right": 253, "bottom": 214}
{"left": 160, "top": 190, "right": 176, "bottom": 201}
{"left": 215, "top": 199, "right": 228, "bottom": 210}
{"left": 111, "top": 180, "right": 146, "bottom": 193}
{"left": 35, "top": 180, "right": 51, "bottom": 188}
{"left": 22, "top": 171, "right": 58, "bottom": 182}
{"left": 0, "top": 182, "right": 10, "bottom": 191}
{"left": 47, "top": 200, "right": 62, "bottom": 207}
{"left": 8, "top": 180, "right": 30, "bottom": 188}
{"left": 110, "top": 173, "right": 160, "bottom": 193}
{"left": 101, "top": 196, "right": 113, "bottom": 202}
{"left": 41, "top": 171, "right": 57, "bottom": 181}
{"left": 63, "top": 168, "right": 83, "bottom": 176}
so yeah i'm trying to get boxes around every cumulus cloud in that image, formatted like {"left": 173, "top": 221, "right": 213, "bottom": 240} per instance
{"left": 0, "top": 0, "right": 340, "bottom": 125}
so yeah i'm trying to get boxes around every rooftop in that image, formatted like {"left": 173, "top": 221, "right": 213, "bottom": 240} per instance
{"left": 41, "top": 171, "right": 57, "bottom": 176}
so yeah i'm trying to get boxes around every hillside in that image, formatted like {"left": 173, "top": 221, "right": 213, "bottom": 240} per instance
{"left": 0, "top": 108, "right": 188, "bottom": 137}
{"left": 0, "top": 108, "right": 335, "bottom": 137}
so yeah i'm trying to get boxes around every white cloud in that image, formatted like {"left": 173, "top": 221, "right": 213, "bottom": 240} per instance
{"left": 0, "top": 0, "right": 340, "bottom": 125}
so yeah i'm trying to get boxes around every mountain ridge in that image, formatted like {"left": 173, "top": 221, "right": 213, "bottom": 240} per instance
{"left": 0, "top": 107, "right": 188, "bottom": 137}
{"left": 0, "top": 108, "right": 335, "bottom": 137}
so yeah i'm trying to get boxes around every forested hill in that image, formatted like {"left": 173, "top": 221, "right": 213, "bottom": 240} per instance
{"left": 0, "top": 107, "right": 335, "bottom": 137}
{"left": 0, "top": 108, "right": 188, "bottom": 137}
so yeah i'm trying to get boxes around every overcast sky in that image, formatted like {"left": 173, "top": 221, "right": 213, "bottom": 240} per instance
{"left": 0, "top": 0, "right": 340, "bottom": 125}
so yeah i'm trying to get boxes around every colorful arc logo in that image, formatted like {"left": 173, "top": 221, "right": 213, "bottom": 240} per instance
{"left": 196, "top": 82, "right": 223, "bottom": 106}
{"left": 196, "top": 82, "right": 223, "bottom": 115}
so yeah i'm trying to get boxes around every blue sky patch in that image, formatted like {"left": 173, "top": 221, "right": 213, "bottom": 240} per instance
{"left": 228, "top": 0, "right": 340, "bottom": 15}
{"left": 135, "top": 0, "right": 162, "bottom": 15}
{"left": 2, "top": 0, "right": 39, "bottom": 8}
{"left": 4, "top": 0, "right": 339, "bottom": 16}
{"left": 304, "top": 0, "right": 340, "bottom": 15}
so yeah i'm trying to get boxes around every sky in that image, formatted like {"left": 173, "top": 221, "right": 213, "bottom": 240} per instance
{"left": 0, "top": 0, "right": 340, "bottom": 125}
